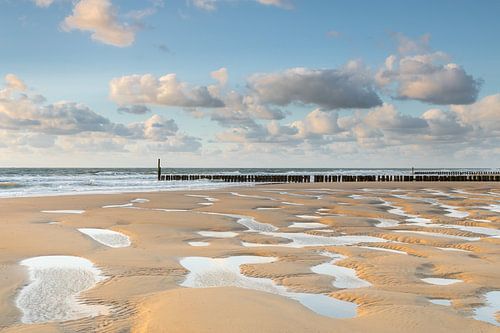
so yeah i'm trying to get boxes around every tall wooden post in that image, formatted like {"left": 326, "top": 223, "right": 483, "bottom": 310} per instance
{"left": 157, "top": 158, "right": 161, "bottom": 181}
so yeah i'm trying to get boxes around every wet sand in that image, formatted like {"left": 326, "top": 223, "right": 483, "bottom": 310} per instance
{"left": 0, "top": 182, "right": 499, "bottom": 332}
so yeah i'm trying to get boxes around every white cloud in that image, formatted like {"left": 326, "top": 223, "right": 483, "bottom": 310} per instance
{"left": 248, "top": 61, "right": 382, "bottom": 110}
{"left": 451, "top": 93, "right": 500, "bottom": 135}
{"left": 209, "top": 91, "right": 285, "bottom": 128}
{"left": 421, "top": 108, "right": 470, "bottom": 139}
{"left": 109, "top": 73, "right": 224, "bottom": 108}
{"left": 0, "top": 75, "right": 202, "bottom": 154}
{"left": 133, "top": 114, "right": 178, "bottom": 141}
{"left": 211, "top": 67, "right": 228, "bottom": 86}
{"left": 61, "top": 0, "right": 135, "bottom": 47}
{"left": 189, "top": 0, "right": 292, "bottom": 11}
{"left": 5, "top": 74, "right": 27, "bottom": 91}
{"left": 117, "top": 105, "right": 151, "bottom": 114}
{"left": 363, "top": 104, "right": 427, "bottom": 133}
{"left": 377, "top": 36, "right": 482, "bottom": 105}
{"left": 189, "top": 0, "right": 216, "bottom": 11}
{"left": 291, "top": 109, "right": 340, "bottom": 138}
{"left": 256, "top": 0, "right": 293, "bottom": 9}
{"left": 213, "top": 96, "right": 500, "bottom": 161}
{"left": 32, "top": 0, "right": 54, "bottom": 8}
{"left": 145, "top": 133, "right": 202, "bottom": 152}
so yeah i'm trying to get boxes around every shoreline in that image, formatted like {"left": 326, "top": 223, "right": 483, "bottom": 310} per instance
{"left": 0, "top": 180, "right": 499, "bottom": 200}
{"left": 1, "top": 182, "right": 498, "bottom": 332}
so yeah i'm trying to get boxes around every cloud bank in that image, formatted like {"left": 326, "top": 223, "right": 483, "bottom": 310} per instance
{"left": 248, "top": 61, "right": 382, "bottom": 110}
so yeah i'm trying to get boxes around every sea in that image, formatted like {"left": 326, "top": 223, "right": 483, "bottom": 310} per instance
{"left": 0, "top": 168, "right": 497, "bottom": 198}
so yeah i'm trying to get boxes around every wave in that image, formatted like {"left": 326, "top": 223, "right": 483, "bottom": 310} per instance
{"left": 0, "top": 167, "right": 497, "bottom": 198}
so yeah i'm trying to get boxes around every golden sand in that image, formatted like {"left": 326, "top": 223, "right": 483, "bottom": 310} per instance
{"left": 0, "top": 182, "right": 499, "bottom": 332}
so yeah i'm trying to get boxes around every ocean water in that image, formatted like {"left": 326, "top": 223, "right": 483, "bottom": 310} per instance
{"left": 0, "top": 168, "right": 495, "bottom": 198}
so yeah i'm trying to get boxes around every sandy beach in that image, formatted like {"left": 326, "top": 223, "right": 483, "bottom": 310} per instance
{"left": 0, "top": 182, "right": 499, "bottom": 332}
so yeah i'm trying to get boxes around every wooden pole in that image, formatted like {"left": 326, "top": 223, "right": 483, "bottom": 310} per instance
{"left": 157, "top": 158, "right": 161, "bottom": 181}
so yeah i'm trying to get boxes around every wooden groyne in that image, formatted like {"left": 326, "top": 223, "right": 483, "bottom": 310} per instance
{"left": 156, "top": 162, "right": 500, "bottom": 183}
{"left": 158, "top": 160, "right": 500, "bottom": 183}
{"left": 158, "top": 173, "right": 500, "bottom": 183}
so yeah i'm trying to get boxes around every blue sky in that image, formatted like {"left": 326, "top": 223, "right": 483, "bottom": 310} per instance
{"left": 0, "top": 0, "right": 499, "bottom": 167}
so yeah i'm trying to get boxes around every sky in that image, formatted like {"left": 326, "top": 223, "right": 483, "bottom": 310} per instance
{"left": 0, "top": 0, "right": 499, "bottom": 168}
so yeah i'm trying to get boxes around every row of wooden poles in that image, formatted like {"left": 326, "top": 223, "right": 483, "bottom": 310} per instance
{"left": 158, "top": 173, "right": 500, "bottom": 183}
{"left": 414, "top": 170, "right": 500, "bottom": 175}
{"left": 156, "top": 160, "right": 499, "bottom": 183}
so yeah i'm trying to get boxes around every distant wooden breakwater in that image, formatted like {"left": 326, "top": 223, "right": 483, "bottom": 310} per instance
{"left": 156, "top": 161, "right": 500, "bottom": 183}
{"left": 158, "top": 173, "right": 500, "bottom": 183}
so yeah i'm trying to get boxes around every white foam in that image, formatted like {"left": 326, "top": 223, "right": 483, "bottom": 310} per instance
{"left": 289, "top": 222, "right": 328, "bottom": 229}
{"left": 188, "top": 241, "right": 210, "bottom": 247}
{"left": 311, "top": 252, "right": 371, "bottom": 289}
{"left": 15, "top": 256, "right": 109, "bottom": 324}
{"left": 429, "top": 299, "right": 451, "bottom": 306}
{"left": 198, "top": 231, "right": 238, "bottom": 238}
{"left": 421, "top": 278, "right": 462, "bottom": 285}
{"left": 41, "top": 210, "right": 85, "bottom": 214}
{"left": 78, "top": 228, "right": 131, "bottom": 248}
{"left": 179, "top": 256, "right": 356, "bottom": 319}
{"left": 473, "top": 291, "right": 500, "bottom": 326}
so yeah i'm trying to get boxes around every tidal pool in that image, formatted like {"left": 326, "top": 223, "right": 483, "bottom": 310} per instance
{"left": 179, "top": 256, "right": 357, "bottom": 319}
{"left": 78, "top": 228, "right": 131, "bottom": 248}
{"left": 473, "top": 291, "right": 500, "bottom": 326}
{"left": 41, "top": 210, "right": 85, "bottom": 214}
{"left": 428, "top": 299, "right": 451, "bottom": 306}
{"left": 289, "top": 222, "right": 329, "bottom": 229}
{"left": 421, "top": 277, "right": 462, "bottom": 285}
{"left": 311, "top": 252, "right": 371, "bottom": 289}
{"left": 188, "top": 241, "right": 210, "bottom": 247}
{"left": 15, "top": 256, "right": 109, "bottom": 324}
{"left": 198, "top": 231, "right": 238, "bottom": 238}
